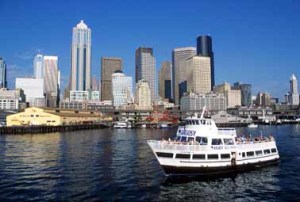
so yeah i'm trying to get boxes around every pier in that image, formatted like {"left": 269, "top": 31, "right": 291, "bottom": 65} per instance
{"left": 0, "top": 123, "right": 109, "bottom": 135}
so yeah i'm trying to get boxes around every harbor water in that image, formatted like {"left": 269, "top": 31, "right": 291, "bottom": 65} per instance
{"left": 0, "top": 125, "right": 300, "bottom": 201}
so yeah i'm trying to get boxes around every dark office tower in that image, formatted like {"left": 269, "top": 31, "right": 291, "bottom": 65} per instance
{"left": 101, "top": 57, "right": 122, "bottom": 101}
{"left": 135, "top": 47, "right": 157, "bottom": 102}
{"left": 0, "top": 58, "right": 7, "bottom": 89}
{"left": 233, "top": 82, "right": 252, "bottom": 107}
{"left": 158, "top": 61, "right": 172, "bottom": 101}
{"left": 197, "top": 35, "right": 214, "bottom": 89}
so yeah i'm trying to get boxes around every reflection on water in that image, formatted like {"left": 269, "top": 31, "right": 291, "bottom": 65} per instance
{"left": 160, "top": 166, "right": 280, "bottom": 201}
{"left": 0, "top": 126, "right": 300, "bottom": 201}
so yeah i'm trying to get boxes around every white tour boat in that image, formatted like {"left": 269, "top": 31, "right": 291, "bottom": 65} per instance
{"left": 113, "top": 121, "right": 131, "bottom": 129}
{"left": 147, "top": 109, "right": 280, "bottom": 175}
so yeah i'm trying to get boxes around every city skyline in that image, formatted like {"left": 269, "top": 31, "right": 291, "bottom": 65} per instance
{"left": 1, "top": 0, "right": 300, "bottom": 99}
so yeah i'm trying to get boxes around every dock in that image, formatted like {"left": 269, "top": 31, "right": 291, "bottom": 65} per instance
{"left": 0, "top": 123, "right": 109, "bottom": 135}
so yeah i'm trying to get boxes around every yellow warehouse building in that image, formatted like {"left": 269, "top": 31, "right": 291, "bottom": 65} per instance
{"left": 6, "top": 107, "right": 106, "bottom": 126}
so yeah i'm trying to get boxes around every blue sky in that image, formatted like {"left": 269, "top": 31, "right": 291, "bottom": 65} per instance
{"left": 0, "top": 0, "right": 299, "bottom": 99}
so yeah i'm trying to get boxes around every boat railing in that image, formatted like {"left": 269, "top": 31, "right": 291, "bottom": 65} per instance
{"left": 148, "top": 140, "right": 237, "bottom": 152}
{"left": 236, "top": 141, "right": 276, "bottom": 150}
{"left": 218, "top": 128, "right": 236, "bottom": 136}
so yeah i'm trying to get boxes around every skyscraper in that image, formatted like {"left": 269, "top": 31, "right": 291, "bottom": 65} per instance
{"left": 101, "top": 57, "right": 122, "bottom": 101}
{"left": 172, "top": 47, "right": 196, "bottom": 105}
{"left": 135, "top": 47, "right": 157, "bottom": 102}
{"left": 135, "top": 79, "right": 152, "bottom": 110}
{"left": 233, "top": 82, "right": 252, "bottom": 107}
{"left": 158, "top": 61, "right": 172, "bottom": 101}
{"left": 34, "top": 54, "right": 44, "bottom": 79}
{"left": 289, "top": 74, "right": 299, "bottom": 105}
{"left": 185, "top": 56, "right": 211, "bottom": 94}
{"left": 197, "top": 35, "right": 214, "bottom": 89}
{"left": 0, "top": 58, "right": 7, "bottom": 89}
{"left": 43, "top": 56, "right": 59, "bottom": 107}
{"left": 70, "top": 20, "right": 91, "bottom": 91}
{"left": 111, "top": 70, "right": 132, "bottom": 108}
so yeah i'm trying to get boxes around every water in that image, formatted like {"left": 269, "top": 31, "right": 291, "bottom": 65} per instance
{"left": 0, "top": 125, "right": 300, "bottom": 201}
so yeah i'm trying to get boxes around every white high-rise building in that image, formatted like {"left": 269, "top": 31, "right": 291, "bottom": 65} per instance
{"left": 44, "top": 56, "right": 59, "bottom": 107}
{"left": 135, "top": 79, "right": 152, "bottom": 110}
{"left": 34, "top": 54, "right": 44, "bottom": 79}
{"left": 15, "top": 78, "right": 45, "bottom": 107}
{"left": 135, "top": 47, "right": 157, "bottom": 102}
{"left": 70, "top": 20, "right": 91, "bottom": 91}
{"left": 186, "top": 55, "right": 211, "bottom": 94}
{"left": 172, "top": 47, "right": 196, "bottom": 105}
{"left": 289, "top": 74, "right": 299, "bottom": 105}
{"left": 214, "top": 82, "right": 241, "bottom": 108}
{"left": 111, "top": 71, "right": 132, "bottom": 108}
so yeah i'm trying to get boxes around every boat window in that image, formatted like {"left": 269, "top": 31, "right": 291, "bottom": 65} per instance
{"left": 246, "top": 151, "right": 255, "bottom": 157}
{"left": 255, "top": 150, "right": 263, "bottom": 156}
{"left": 212, "top": 138, "right": 223, "bottom": 145}
{"left": 195, "top": 137, "right": 208, "bottom": 145}
{"left": 193, "top": 154, "right": 205, "bottom": 159}
{"left": 271, "top": 148, "right": 277, "bottom": 153}
{"left": 264, "top": 149, "right": 271, "bottom": 155}
{"left": 195, "top": 120, "right": 199, "bottom": 125}
{"left": 181, "top": 136, "right": 187, "bottom": 142}
{"left": 156, "top": 152, "right": 173, "bottom": 158}
{"left": 242, "top": 152, "right": 245, "bottom": 158}
{"left": 176, "top": 154, "right": 190, "bottom": 159}
{"left": 203, "top": 120, "right": 206, "bottom": 125}
{"left": 223, "top": 138, "right": 234, "bottom": 145}
{"left": 176, "top": 136, "right": 181, "bottom": 141}
{"left": 221, "top": 154, "right": 230, "bottom": 159}
{"left": 192, "top": 120, "right": 195, "bottom": 125}
{"left": 188, "top": 137, "right": 194, "bottom": 142}
{"left": 207, "top": 154, "right": 219, "bottom": 160}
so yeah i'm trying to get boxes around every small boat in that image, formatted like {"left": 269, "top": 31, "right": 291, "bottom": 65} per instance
{"left": 248, "top": 123, "right": 258, "bottom": 128}
{"left": 147, "top": 108, "right": 280, "bottom": 176}
{"left": 113, "top": 121, "right": 130, "bottom": 129}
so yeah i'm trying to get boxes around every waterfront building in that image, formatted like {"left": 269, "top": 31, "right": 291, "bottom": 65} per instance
{"left": 233, "top": 82, "right": 252, "bottom": 107}
{"left": 135, "top": 47, "right": 157, "bottom": 102}
{"left": 101, "top": 57, "right": 122, "bottom": 101}
{"left": 172, "top": 47, "right": 196, "bottom": 105}
{"left": 0, "top": 58, "right": 7, "bottom": 89}
{"left": 90, "top": 91, "right": 100, "bottom": 101}
{"left": 158, "top": 61, "right": 172, "bottom": 101}
{"left": 70, "top": 20, "right": 91, "bottom": 91}
{"left": 180, "top": 92, "right": 226, "bottom": 112}
{"left": 111, "top": 71, "right": 133, "bottom": 108}
{"left": 70, "top": 90, "right": 89, "bottom": 102}
{"left": 6, "top": 107, "right": 103, "bottom": 126}
{"left": 255, "top": 92, "right": 271, "bottom": 107}
{"left": 15, "top": 78, "right": 45, "bottom": 107}
{"left": 186, "top": 55, "right": 211, "bottom": 94}
{"left": 214, "top": 82, "right": 241, "bottom": 108}
{"left": 43, "top": 56, "right": 59, "bottom": 107}
{"left": 197, "top": 35, "right": 214, "bottom": 89}
{"left": 34, "top": 54, "right": 44, "bottom": 79}
{"left": 135, "top": 79, "right": 152, "bottom": 110}
{"left": 288, "top": 74, "right": 299, "bottom": 105}
{"left": 0, "top": 88, "right": 25, "bottom": 110}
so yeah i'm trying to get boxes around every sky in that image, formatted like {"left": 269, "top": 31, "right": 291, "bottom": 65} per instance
{"left": 0, "top": 0, "right": 300, "bottom": 100}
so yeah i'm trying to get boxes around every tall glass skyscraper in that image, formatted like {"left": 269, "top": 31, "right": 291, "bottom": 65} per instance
{"left": 135, "top": 47, "right": 157, "bottom": 102}
{"left": 233, "top": 82, "right": 252, "bottom": 107}
{"left": 0, "top": 58, "right": 7, "bottom": 89}
{"left": 172, "top": 47, "right": 196, "bottom": 105}
{"left": 70, "top": 20, "right": 91, "bottom": 91}
{"left": 34, "top": 54, "right": 44, "bottom": 79}
{"left": 197, "top": 35, "right": 215, "bottom": 89}
{"left": 158, "top": 61, "right": 172, "bottom": 101}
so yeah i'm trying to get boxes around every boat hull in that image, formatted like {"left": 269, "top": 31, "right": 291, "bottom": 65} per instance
{"left": 161, "top": 158, "right": 279, "bottom": 176}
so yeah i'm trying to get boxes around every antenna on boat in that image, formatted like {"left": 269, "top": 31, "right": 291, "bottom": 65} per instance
{"left": 200, "top": 106, "right": 206, "bottom": 119}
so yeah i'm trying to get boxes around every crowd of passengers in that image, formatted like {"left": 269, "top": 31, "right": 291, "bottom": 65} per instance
{"left": 160, "top": 135, "right": 275, "bottom": 145}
